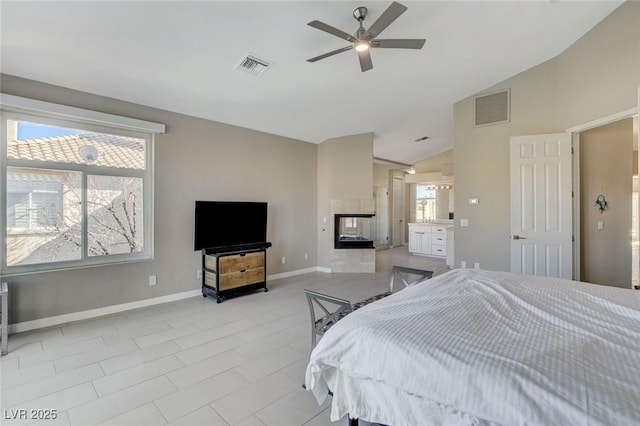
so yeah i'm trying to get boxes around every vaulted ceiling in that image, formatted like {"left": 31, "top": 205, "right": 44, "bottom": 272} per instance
{"left": 0, "top": 1, "right": 623, "bottom": 164}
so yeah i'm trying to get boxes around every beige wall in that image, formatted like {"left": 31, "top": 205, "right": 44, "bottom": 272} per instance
{"left": 454, "top": 1, "right": 640, "bottom": 272}
{"left": 580, "top": 118, "right": 634, "bottom": 288}
{"left": 413, "top": 149, "right": 454, "bottom": 174}
{"left": 373, "top": 163, "right": 395, "bottom": 186}
{"left": 316, "top": 133, "right": 374, "bottom": 270}
{"left": 1, "top": 74, "right": 318, "bottom": 324}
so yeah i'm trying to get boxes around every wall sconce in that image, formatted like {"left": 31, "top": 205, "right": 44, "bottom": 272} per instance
{"left": 595, "top": 194, "right": 608, "bottom": 213}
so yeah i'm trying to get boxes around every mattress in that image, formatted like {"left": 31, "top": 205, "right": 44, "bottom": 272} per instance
{"left": 305, "top": 269, "right": 640, "bottom": 425}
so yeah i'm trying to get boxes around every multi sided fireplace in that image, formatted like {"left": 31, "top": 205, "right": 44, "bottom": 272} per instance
{"left": 334, "top": 214, "right": 375, "bottom": 249}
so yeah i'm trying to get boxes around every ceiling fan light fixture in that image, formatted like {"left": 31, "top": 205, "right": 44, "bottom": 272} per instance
{"left": 306, "top": 2, "right": 424, "bottom": 72}
{"left": 355, "top": 41, "right": 370, "bottom": 52}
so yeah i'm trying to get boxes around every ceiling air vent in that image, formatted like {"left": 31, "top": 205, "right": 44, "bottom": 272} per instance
{"left": 235, "top": 54, "right": 273, "bottom": 77}
{"left": 474, "top": 89, "right": 510, "bottom": 127}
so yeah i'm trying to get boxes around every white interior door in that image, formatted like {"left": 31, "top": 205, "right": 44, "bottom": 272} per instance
{"left": 392, "top": 176, "right": 405, "bottom": 247}
{"left": 375, "top": 186, "right": 389, "bottom": 246}
{"left": 510, "top": 133, "right": 573, "bottom": 278}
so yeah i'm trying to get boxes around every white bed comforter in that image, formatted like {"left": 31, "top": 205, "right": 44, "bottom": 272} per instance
{"left": 305, "top": 269, "right": 640, "bottom": 425}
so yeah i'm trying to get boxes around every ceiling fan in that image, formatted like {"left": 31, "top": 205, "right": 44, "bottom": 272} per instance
{"left": 306, "top": 1, "right": 426, "bottom": 72}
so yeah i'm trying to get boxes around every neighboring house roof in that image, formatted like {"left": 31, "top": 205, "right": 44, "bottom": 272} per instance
{"left": 7, "top": 132, "right": 145, "bottom": 169}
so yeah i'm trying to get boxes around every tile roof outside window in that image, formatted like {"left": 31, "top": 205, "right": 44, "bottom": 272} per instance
{"left": 7, "top": 132, "right": 145, "bottom": 170}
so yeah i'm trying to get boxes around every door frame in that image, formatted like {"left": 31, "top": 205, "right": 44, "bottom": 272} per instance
{"left": 391, "top": 176, "right": 405, "bottom": 247}
{"left": 566, "top": 105, "right": 638, "bottom": 280}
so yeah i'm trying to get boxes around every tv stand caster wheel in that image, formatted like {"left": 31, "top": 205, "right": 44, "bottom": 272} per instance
{"left": 264, "top": 288, "right": 268, "bottom": 292}
{"left": 202, "top": 293, "right": 207, "bottom": 297}
{"left": 216, "top": 297, "right": 222, "bottom": 304}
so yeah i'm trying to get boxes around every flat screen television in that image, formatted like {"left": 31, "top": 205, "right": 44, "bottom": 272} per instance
{"left": 194, "top": 201, "right": 268, "bottom": 251}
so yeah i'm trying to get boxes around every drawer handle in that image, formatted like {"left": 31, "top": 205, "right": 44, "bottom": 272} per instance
{"left": 240, "top": 269, "right": 246, "bottom": 273}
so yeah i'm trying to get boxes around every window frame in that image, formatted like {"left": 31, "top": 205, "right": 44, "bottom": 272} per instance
{"left": 1, "top": 103, "right": 159, "bottom": 275}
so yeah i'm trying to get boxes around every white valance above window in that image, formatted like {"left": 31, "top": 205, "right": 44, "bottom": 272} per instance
{"left": 0, "top": 93, "right": 166, "bottom": 134}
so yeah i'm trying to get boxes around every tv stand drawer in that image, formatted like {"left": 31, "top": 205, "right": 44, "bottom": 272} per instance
{"left": 219, "top": 267, "right": 265, "bottom": 290}
{"left": 218, "top": 252, "right": 264, "bottom": 273}
{"left": 204, "top": 252, "right": 265, "bottom": 272}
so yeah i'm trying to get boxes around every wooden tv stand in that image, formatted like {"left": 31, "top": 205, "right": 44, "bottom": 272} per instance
{"left": 201, "top": 243, "right": 271, "bottom": 303}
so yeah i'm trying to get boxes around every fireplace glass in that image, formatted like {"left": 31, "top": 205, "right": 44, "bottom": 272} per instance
{"left": 334, "top": 214, "right": 375, "bottom": 249}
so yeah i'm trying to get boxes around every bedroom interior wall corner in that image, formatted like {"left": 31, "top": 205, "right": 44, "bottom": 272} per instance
{"left": 453, "top": 1, "right": 640, "bottom": 273}
{"left": 317, "top": 133, "right": 374, "bottom": 272}
{"left": 453, "top": 58, "right": 561, "bottom": 272}
{"left": 0, "top": 73, "right": 318, "bottom": 324}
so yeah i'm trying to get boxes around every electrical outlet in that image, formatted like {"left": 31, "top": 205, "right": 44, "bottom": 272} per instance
{"left": 197, "top": 269, "right": 202, "bottom": 279}
{"left": 304, "top": 253, "right": 308, "bottom": 260}
{"left": 281, "top": 256, "right": 286, "bottom": 264}
{"left": 461, "top": 261, "right": 467, "bottom": 268}
{"left": 148, "top": 275, "right": 157, "bottom": 286}
{"left": 474, "top": 262, "right": 480, "bottom": 270}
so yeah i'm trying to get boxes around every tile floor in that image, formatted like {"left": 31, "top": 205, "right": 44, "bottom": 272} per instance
{"left": 0, "top": 247, "right": 449, "bottom": 426}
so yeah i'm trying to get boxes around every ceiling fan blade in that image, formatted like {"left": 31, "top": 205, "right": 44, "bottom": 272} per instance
{"left": 307, "top": 46, "right": 353, "bottom": 63}
{"left": 365, "top": 2, "right": 408, "bottom": 39}
{"left": 308, "top": 20, "right": 357, "bottom": 43}
{"left": 371, "top": 39, "right": 426, "bottom": 49}
{"left": 358, "top": 49, "right": 373, "bottom": 72}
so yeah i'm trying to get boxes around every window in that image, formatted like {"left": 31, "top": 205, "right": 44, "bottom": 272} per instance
{"left": 1, "top": 102, "right": 160, "bottom": 273}
{"left": 7, "top": 173, "right": 63, "bottom": 229}
{"left": 344, "top": 217, "right": 358, "bottom": 229}
{"left": 416, "top": 185, "right": 437, "bottom": 222}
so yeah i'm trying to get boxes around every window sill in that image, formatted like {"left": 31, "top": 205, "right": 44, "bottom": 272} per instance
{"left": 0, "top": 253, "right": 153, "bottom": 277}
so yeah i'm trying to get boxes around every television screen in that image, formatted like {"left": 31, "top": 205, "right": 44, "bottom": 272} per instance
{"left": 194, "top": 201, "right": 268, "bottom": 250}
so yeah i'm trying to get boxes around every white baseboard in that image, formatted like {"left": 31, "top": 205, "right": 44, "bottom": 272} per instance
{"left": 10, "top": 266, "right": 332, "bottom": 334}
{"left": 9, "top": 289, "right": 201, "bottom": 334}
{"left": 267, "top": 266, "right": 331, "bottom": 280}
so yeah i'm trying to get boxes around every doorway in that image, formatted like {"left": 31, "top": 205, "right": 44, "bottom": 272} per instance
{"left": 578, "top": 117, "right": 637, "bottom": 288}
{"left": 374, "top": 185, "right": 389, "bottom": 248}
{"left": 392, "top": 176, "right": 405, "bottom": 247}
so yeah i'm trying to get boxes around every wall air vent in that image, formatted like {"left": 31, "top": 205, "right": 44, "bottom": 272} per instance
{"left": 474, "top": 89, "right": 510, "bottom": 127}
{"left": 235, "top": 54, "right": 273, "bottom": 77}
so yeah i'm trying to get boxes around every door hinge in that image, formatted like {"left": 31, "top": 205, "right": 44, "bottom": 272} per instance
{"left": 572, "top": 235, "right": 575, "bottom": 242}
{"left": 572, "top": 190, "right": 574, "bottom": 198}
{"left": 571, "top": 147, "right": 574, "bottom": 154}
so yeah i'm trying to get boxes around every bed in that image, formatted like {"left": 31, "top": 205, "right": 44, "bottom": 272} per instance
{"left": 305, "top": 269, "right": 640, "bottom": 425}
